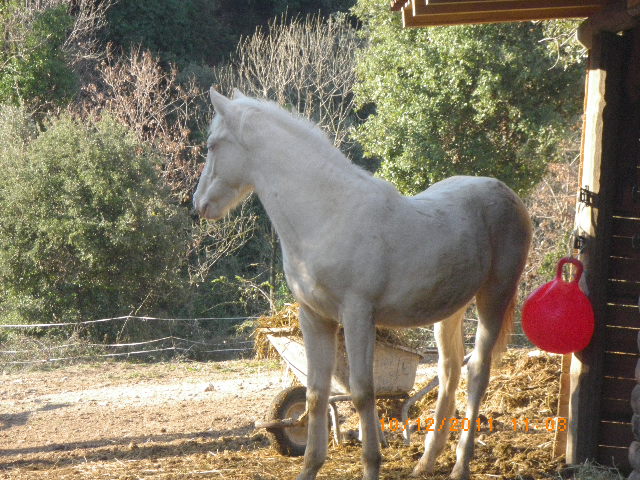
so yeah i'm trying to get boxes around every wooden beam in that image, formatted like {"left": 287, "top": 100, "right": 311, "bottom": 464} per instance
{"left": 414, "top": 0, "right": 607, "bottom": 16}
{"left": 403, "top": 4, "right": 605, "bottom": 27}
{"left": 422, "top": 0, "right": 607, "bottom": 4}
{"left": 577, "top": 2, "right": 638, "bottom": 49}
{"left": 390, "top": 0, "right": 410, "bottom": 11}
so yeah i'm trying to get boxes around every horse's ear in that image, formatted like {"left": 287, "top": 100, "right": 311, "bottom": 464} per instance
{"left": 232, "top": 88, "right": 246, "bottom": 100}
{"left": 210, "top": 87, "right": 232, "bottom": 117}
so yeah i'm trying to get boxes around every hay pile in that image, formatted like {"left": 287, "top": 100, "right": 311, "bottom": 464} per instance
{"left": 253, "top": 303, "right": 419, "bottom": 360}
{"left": 404, "top": 349, "right": 564, "bottom": 478}
{"left": 164, "top": 349, "right": 565, "bottom": 480}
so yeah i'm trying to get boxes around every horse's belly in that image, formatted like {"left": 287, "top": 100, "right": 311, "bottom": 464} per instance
{"left": 373, "top": 266, "right": 483, "bottom": 327}
{"left": 283, "top": 233, "right": 487, "bottom": 325}
{"left": 374, "top": 290, "right": 473, "bottom": 327}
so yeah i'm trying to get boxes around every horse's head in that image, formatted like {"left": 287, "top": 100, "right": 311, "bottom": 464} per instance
{"left": 193, "top": 88, "right": 254, "bottom": 220}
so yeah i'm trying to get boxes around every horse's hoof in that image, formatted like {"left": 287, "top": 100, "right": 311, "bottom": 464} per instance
{"left": 296, "top": 471, "right": 318, "bottom": 480}
{"left": 411, "top": 460, "right": 434, "bottom": 477}
{"left": 449, "top": 475, "right": 469, "bottom": 480}
{"left": 362, "top": 466, "right": 380, "bottom": 480}
{"left": 449, "top": 466, "right": 470, "bottom": 480}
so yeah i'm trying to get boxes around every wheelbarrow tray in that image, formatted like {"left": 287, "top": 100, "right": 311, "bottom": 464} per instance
{"left": 261, "top": 327, "right": 422, "bottom": 395}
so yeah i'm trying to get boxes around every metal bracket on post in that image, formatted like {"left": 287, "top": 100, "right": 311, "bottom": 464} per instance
{"left": 574, "top": 234, "right": 587, "bottom": 253}
{"left": 579, "top": 186, "right": 597, "bottom": 207}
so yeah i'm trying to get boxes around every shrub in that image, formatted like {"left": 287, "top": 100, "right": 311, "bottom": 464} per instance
{"left": 0, "top": 106, "right": 190, "bottom": 339}
{"left": 0, "top": 2, "right": 78, "bottom": 107}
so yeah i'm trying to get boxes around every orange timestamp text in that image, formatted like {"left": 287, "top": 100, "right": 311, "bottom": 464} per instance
{"left": 380, "top": 416, "right": 568, "bottom": 433}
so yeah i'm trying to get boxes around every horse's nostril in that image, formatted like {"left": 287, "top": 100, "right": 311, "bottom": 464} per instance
{"left": 190, "top": 207, "right": 200, "bottom": 221}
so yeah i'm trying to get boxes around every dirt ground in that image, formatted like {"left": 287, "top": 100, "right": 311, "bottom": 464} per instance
{"left": 0, "top": 352, "right": 564, "bottom": 479}
{"left": 0, "top": 359, "right": 288, "bottom": 479}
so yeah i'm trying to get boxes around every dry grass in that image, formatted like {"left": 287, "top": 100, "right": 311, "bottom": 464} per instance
{"left": 253, "top": 303, "right": 302, "bottom": 359}
{"left": 403, "top": 349, "right": 565, "bottom": 479}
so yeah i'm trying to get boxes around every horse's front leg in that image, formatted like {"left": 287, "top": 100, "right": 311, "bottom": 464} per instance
{"left": 297, "top": 306, "right": 338, "bottom": 480}
{"left": 342, "top": 300, "right": 381, "bottom": 480}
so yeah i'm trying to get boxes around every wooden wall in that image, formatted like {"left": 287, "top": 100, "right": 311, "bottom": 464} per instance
{"left": 569, "top": 27, "right": 640, "bottom": 474}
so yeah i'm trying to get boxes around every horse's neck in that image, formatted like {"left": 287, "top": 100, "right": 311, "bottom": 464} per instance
{"left": 250, "top": 130, "right": 363, "bottom": 253}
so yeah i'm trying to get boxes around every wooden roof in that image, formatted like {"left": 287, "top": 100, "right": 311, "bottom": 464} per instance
{"left": 391, "top": 0, "right": 619, "bottom": 27}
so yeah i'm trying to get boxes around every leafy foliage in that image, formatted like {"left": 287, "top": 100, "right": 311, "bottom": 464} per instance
{"left": 0, "top": 2, "right": 77, "bottom": 107}
{"left": 352, "top": 0, "right": 585, "bottom": 196}
{"left": 0, "top": 106, "right": 189, "bottom": 336}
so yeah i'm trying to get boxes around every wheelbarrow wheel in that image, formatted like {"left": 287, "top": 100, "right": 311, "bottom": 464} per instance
{"left": 265, "top": 385, "right": 308, "bottom": 457}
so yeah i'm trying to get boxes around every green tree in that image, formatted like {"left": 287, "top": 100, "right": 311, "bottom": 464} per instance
{"left": 105, "top": 0, "right": 232, "bottom": 66}
{"left": 0, "top": 2, "right": 77, "bottom": 107}
{"left": 352, "top": 0, "right": 585, "bottom": 196}
{"left": 105, "top": 0, "right": 357, "bottom": 67}
{"left": 0, "top": 106, "right": 189, "bottom": 337}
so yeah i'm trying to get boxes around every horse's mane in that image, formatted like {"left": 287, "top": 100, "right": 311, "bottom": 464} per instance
{"left": 237, "top": 96, "right": 333, "bottom": 148}
{"left": 232, "top": 96, "right": 377, "bottom": 182}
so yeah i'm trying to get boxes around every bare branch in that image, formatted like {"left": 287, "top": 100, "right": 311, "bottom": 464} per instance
{"left": 188, "top": 198, "right": 258, "bottom": 284}
{"left": 212, "top": 14, "right": 360, "bottom": 150}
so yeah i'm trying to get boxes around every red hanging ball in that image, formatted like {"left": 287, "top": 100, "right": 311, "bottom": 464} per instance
{"left": 521, "top": 257, "right": 594, "bottom": 354}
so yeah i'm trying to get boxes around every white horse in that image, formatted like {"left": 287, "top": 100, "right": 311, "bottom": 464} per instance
{"left": 194, "top": 88, "right": 532, "bottom": 480}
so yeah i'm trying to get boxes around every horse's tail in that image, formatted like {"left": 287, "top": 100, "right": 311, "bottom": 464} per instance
{"left": 492, "top": 290, "right": 517, "bottom": 365}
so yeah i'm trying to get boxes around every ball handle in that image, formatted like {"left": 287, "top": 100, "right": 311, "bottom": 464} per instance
{"left": 556, "top": 257, "right": 584, "bottom": 284}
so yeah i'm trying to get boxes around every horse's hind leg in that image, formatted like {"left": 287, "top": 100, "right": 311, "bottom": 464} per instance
{"left": 412, "top": 308, "right": 465, "bottom": 477}
{"left": 297, "top": 306, "right": 338, "bottom": 480}
{"left": 451, "top": 283, "right": 517, "bottom": 480}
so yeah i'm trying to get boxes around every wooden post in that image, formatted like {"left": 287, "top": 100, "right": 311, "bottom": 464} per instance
{"left": 554, "top": 354, "right": 572, "bottom": 458}
{"left": 626, "top": 25, "right": 640, "bottom": 480}
{"left": 568, "top": 31, "right": 624, "bottom": 465}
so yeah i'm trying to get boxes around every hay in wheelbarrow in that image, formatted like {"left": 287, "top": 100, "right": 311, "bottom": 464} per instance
{"left": 253, "top": 304, "right": 302, "bottom": 359}
{"left": 253, "top": 303, "right": 419, "bottom": 360}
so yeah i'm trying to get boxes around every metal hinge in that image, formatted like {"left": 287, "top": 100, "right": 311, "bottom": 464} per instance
{"left": 574, "top": 234, "right": 587, "bottom": 252}
{"left": 579, "top": 186, "right": 597, "bottom": 207}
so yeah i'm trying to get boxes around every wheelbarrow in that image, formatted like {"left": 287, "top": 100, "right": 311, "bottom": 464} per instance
{"left": 254, "top": 327, "right": 445, "bottom": 456}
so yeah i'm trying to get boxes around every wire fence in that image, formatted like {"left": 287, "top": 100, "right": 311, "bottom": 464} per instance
{"left": 0, "top": 315, "right": 259, "bottom": 368}
{"left": 0, "top": 315, "right": 259, "bottom": 329}
{"left": 0, "top": 315, "right": 532, "bottom": 369}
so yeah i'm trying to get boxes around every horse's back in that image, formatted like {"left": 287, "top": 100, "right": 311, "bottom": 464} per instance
{"left": 410, "top": 176, "right": 530, "bottom": 236}
{"left": 413, "top": 176, "right": 519, "bottom": 206}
